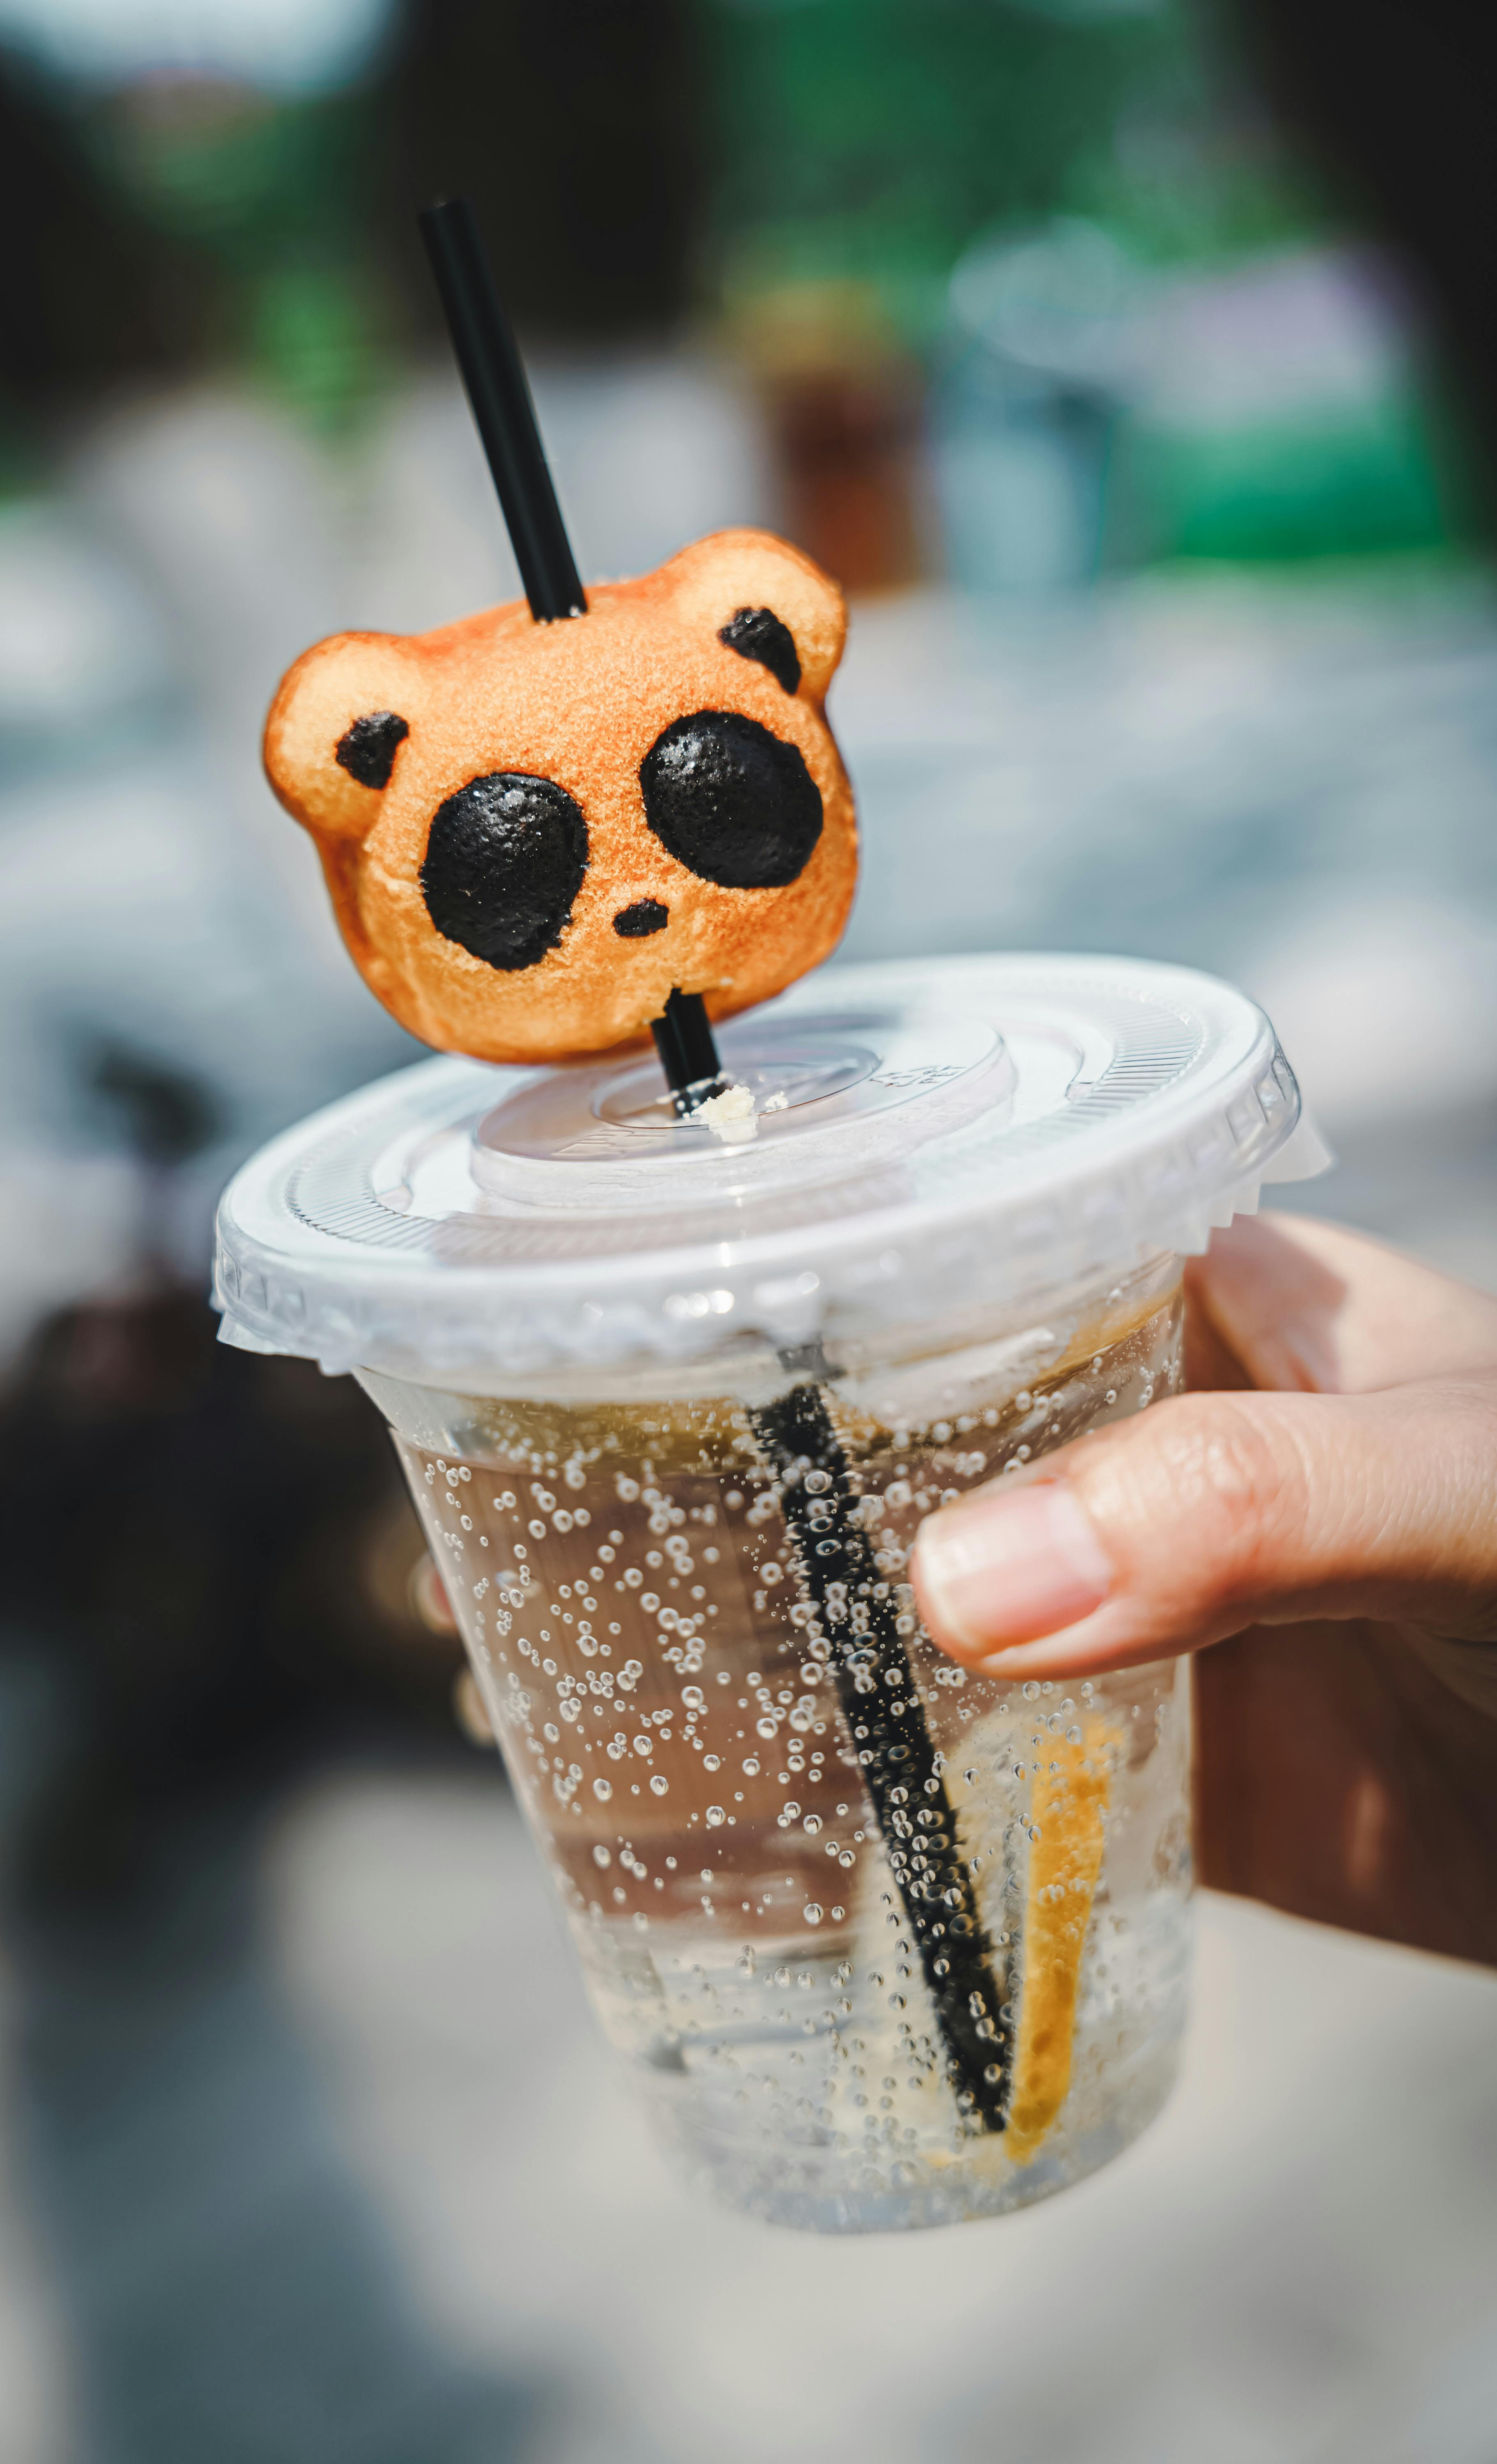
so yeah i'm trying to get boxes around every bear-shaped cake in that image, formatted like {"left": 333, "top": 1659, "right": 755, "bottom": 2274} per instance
{"left": 263, "top": 529, "right": 856, "bottom": 1063}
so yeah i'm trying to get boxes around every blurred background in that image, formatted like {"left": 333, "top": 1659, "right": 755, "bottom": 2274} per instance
{"left": 0, "top": 2, "right": 1495, "bottom": 2458}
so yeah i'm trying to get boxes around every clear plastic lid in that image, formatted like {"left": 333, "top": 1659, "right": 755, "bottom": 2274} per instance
{"left": 214, "top": 954, "right": 1321, "bottom": 1382}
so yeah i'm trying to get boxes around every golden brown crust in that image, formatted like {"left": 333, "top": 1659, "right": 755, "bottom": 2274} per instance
{"left": 262, "top": 529, "right": 857, "bottom": 1063}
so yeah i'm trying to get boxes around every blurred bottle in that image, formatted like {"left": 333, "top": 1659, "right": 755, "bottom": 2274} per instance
{"left": 731, "top": 281, "right": 928, "bottom": 596}
{"left": 930, "top": 218, "right": 1147, "bottom": 594}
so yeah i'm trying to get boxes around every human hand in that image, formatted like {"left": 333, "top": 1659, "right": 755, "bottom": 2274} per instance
{"left": 911, "top": 1215, "right": 1497, "bottom": 1966}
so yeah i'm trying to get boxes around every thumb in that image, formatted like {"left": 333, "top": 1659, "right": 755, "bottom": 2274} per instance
{"left": 909, "top": 1380, "right": 1497, "bottom": 1684}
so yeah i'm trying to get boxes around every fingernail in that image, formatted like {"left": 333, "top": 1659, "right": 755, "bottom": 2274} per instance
{"left": 912, "top": 1480, "right": 1114, "bottom": 1659}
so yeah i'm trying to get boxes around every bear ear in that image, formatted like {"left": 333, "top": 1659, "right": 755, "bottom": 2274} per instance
{"left": 263, "top": 631, "right": 420, "bottom": 840}
{"left": 661, "top": 528, "right": 847, "bottom": 704}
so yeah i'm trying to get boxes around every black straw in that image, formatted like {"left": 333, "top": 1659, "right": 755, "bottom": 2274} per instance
{"left": 419, "top": 197, "right": 585, "bottom": 623}
{"left": 749, "top": 1374, "right": 1012, "bottom": 2133}
{"left": 651, "top": 988, "right": 727, "bottom": 1115}
{"left": 417, "top": 198, "right": 1007, "bottom": 2128}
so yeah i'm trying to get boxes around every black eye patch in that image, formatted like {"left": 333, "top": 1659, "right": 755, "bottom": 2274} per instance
{"left": 639, "top": 711, "right": 822, "bottom": 890}
{"left": 718, "top": 606, "right": 801, "bottom": 696}
{"left": 420, "top": 773, "right": 588, "bottom": 971}
{"left": 335, "top": 710, "right": 409, "bottom": 790}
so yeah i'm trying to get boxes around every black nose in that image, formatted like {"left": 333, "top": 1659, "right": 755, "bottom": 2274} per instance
{"left": 639, "top": 710, "right": 822, "bottom": 889}
{"left": 613, "top": 899, "right": 668, "bottom": 938}
{"left": 420, "top": 772, "right": 588, "bottom": 970}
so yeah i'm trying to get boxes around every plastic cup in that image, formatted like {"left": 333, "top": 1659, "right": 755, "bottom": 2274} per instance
{"left": 216, "top": 955, "right": 1312, "bottom": 2231}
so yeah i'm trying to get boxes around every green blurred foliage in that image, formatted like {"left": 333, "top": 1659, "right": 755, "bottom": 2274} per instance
{"left": 2, "top": 0, "right": 1332, "bottom": 430}
{"left": 105, "top": 88, "right": 370, "bottom": 259}
{"left": 0, "top": 51, "right": 403, "bottom": 441}
{"left": 1135, "top": 399, "right": 1453, "bottom": 563}
{"left": 700, "top": 0, "right": 1321, "bottom": 340}
{"left": 87, "top": 82, "right": 399, "bottom": 427}
{"left": 1072, "top": 50, "right": 1326, "bottom": 266}
{"left": 2, "top": 0, "right": 1461, "bottom": 562}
